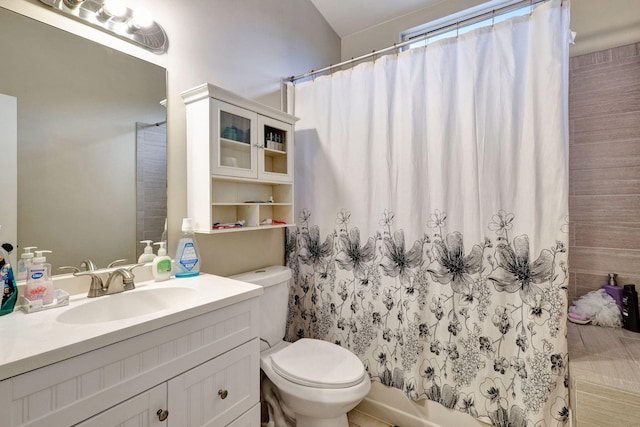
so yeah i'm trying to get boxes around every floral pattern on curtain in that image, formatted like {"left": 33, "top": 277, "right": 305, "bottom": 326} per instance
{"left": 285, "top": 210, "right": 569, "bottom": 426}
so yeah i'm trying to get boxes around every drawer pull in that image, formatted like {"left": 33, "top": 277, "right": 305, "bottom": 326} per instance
{"left": 218, "top": 389, "right": 229, "bottom": 399}
{"left": 156, "top": 409, "right": 169, "bottom": 421}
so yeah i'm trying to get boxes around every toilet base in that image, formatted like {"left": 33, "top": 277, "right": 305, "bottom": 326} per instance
{"left": 296, "top": 413, "right": 348, "bottom": 427}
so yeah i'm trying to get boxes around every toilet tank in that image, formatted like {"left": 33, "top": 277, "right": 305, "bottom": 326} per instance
{"left": 230, "top": 265, "right": 292, "bottom": 349}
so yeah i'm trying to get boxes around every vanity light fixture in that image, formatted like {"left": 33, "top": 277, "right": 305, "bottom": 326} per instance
{"left": 62, "top": 0, "right": 85, "bottom": 10}
{"left": 38, "top": 0, "right": 168, "bottom": 54}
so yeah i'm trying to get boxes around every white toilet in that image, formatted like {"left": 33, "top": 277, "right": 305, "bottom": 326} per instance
{"left": 231, "top": 265, "right": 371, "bottom": 427}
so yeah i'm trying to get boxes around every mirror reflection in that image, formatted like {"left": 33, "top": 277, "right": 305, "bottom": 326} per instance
{"left": 0, "top": 7, "right": 167, "bottom": 274}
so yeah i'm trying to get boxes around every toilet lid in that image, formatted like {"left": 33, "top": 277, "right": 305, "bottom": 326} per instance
{"left": 270, "top": 339, "right": 366, "bottom": 389}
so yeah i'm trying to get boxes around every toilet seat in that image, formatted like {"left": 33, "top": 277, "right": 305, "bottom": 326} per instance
{"left": 270, "top": 338, "right": 366, "bottom": 389}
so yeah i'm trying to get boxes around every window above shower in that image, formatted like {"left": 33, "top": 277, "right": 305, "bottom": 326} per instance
{"left": 400, "top": 0, "right": 538, "bottom": 50}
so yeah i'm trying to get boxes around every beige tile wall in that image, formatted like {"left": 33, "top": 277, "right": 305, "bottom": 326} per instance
{"left": 136, "top": 123, "right": 168, "bottom": 259}
{"left": 568, "top": 42, "right": 640, "bottom": 304}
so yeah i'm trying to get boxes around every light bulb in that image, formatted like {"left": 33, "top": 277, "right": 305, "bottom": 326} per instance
{"left": 129, "top": 7, "right": 154, "bottom": 30}
{"left": 97, "top": 0, "right": 127, "bottom": 20}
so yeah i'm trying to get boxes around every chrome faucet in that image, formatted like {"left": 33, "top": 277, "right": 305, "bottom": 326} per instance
{"left": 104, "top": 264, "right": 143, "bottom": 292}
{"left": 72, "top": 271, "right": 107, "bottom": 298}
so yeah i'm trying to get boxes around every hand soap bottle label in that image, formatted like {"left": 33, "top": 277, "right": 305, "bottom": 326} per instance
{"left": 157, "top": 259, "right": 172, "bottom": 273}
{"left": 1, "top": 264, "right": 16, "bottom": 305}
{"left": 26, "top": 268, "right": 47, "bottom": 300}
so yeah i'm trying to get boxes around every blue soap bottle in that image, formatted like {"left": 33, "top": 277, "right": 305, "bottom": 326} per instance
{"left": 0, "top": 244, "right": 17, "bottom": 316}
{"left": 175, "top": 218, "right": 200, "bottom": 278}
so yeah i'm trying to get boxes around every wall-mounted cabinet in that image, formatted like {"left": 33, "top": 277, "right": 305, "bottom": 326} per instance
{"left": 181, "top": 83, "right": 298, "bottom": 234}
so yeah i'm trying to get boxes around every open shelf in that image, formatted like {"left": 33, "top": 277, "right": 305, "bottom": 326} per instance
{"left": 206, "top": 223, "right": 295, "bottom": 234}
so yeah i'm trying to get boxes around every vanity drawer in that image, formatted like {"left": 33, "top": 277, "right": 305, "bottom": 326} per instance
{"left": 168, "top": 338, "right": 260, "bottom": 427}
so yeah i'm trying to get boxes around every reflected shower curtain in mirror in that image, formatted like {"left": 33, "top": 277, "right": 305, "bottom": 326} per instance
{"left": 286, "top": 0, "right": 570, "bottom": 425}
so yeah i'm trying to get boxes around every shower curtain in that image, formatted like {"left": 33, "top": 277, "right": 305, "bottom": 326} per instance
{"left": 285, "top": 0, "right": 571, "bottom": 425}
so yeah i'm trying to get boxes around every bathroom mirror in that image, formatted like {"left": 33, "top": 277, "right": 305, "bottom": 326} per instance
{"left": 0, "top": 6, "right": 167, "bottom": 274}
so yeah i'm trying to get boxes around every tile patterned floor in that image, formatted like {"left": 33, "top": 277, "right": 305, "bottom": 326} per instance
{"left": 347, "top": 409, "right": 393, "bottom": 427}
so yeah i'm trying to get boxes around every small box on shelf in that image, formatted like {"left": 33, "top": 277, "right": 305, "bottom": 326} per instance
{"left": 264, "top": 126, "right": 285, "bottom": 152}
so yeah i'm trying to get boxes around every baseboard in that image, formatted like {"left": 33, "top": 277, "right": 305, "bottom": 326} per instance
{"left": 355, "top": 396, "right": 440, "bottom": 427}
{"left": 354, "top": 382, "right": 491, "bottom": 427}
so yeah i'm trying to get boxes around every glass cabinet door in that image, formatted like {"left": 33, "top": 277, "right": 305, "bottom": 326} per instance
{"left": 258, "top": 115, "right": 293, "bottom": 182}
{"left": 212, "top": 100, "right": 257, "bottom": 178}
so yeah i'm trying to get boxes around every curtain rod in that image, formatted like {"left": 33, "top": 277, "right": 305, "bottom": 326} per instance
{"left": 287, "top": 0, "right": 546, "bottom": 83}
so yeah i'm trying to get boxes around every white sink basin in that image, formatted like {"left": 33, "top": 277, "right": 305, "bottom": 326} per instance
{"left": 56, "top": 287, "right": 198, "bottom": 324}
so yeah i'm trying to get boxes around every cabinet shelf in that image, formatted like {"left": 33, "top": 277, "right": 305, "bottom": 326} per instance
{"left": 264, "top": 148, "right": 286, "bottom": 156}
{"left": 212, "top": 202, "right": 292, "bottom": 206}
{"left": 221, "top": 137, "right": 251, "bottom": 148}
{"left": 204, "top": 223, "right": 295, "bottom": 234}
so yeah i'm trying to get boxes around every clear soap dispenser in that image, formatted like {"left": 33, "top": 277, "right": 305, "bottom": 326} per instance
{"left": 17, "top": 246, "right": 37, "bottom": 281}
{"left": 25, "top": 250, "right": 54, "bottom": 305}
{"left": 138, "top": 240, "right": 157, "bottom": 263}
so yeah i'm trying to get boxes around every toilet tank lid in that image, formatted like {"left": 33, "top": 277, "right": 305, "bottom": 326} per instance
{"left": 230, "top": 265, "right": 292, "bottom": 287}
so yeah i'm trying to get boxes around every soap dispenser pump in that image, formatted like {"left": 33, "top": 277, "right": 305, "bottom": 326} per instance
{"left": 603, "top": 272, "right": 623, "bottom": 311}
{"left": 25, "top": 250, "right": 54, "bottom": 305}
{"left": 138, "top": 240, "right": 156, "bottom": 263}
{"left": 152, "top": 241, "right": 172, "bottom": 282}
{"left": 17, "top": 246, "right": 37, "bottom": 281}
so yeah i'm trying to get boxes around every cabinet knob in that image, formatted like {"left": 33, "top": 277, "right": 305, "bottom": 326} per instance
{"left": 218, "top": 389, "right": 229, "bottom": 399}
{"left": 156, "top": 409, "right": 169, "bottom": 421}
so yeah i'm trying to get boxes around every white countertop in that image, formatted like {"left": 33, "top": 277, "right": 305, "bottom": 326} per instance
{"left": 0, "top": 273, "right": 262, "bottom": 381}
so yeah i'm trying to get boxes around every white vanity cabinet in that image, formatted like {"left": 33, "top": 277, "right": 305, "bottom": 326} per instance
{"left": 181, "top": 83, "right": 298, "bottom": 234}
{"left": 0, "top": 296, "right": 260, "bottom": 427}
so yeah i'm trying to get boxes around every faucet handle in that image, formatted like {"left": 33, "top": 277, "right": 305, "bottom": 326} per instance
{"left": 127, "top": 263, "right": 145, "bottom": 272}
{"left": 121, "top": 264, "right": 144, "bottom": 291}
{"left": 80, "top": 259, "right": 98, "bottom": 271}
{"left": 105, "top": 264, "right": 143, "bottom": 292}
{"left": 107, "top": 258, "right": 128, "bottom": 268}
{"left": 73, "top": 271, "right": 106, "bottom": 298}
{"left": 59, "top": 266, "right": 81, "bottom": 274}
